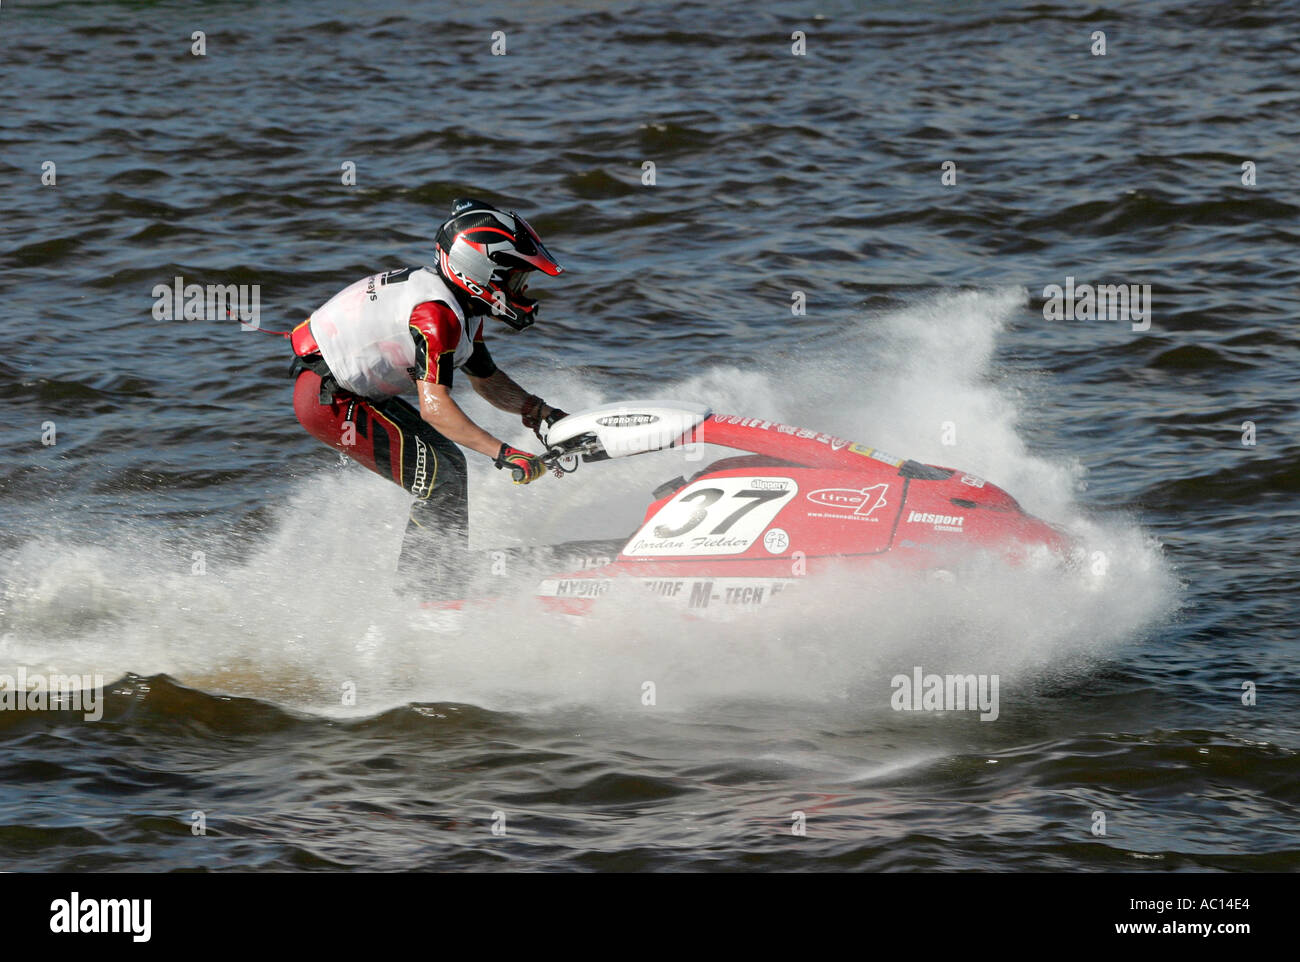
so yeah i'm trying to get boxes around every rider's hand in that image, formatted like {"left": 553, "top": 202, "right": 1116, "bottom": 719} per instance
{"left": 540, "top": 405, "right": 568, "bottom": 439}
{"left": 522, "top": 394, "right": 568, "bottom": 445}
{"left": 494, "top": 444, "right": 545, "bottom": 485}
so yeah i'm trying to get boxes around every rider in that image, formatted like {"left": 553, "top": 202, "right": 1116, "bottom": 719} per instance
{"left": 289, "top": 198, "right": 569, "bottom": 588}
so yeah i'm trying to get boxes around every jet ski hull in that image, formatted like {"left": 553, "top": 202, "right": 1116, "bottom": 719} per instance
{"left": 421, "top": 406, "right": 1073, "bottom": 616}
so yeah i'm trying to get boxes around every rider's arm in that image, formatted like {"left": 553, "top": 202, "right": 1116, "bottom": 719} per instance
{"left": 417, "top": 382, "right": 504, "bottom": 459}
{"left": 458, "top": 328, "right": 557, "bottom": 420}
{"left": 468, "top": 368, "right": 557, "bottom": 420}
{"left": 408, "top": 302, "right": 506, "bottom": 459}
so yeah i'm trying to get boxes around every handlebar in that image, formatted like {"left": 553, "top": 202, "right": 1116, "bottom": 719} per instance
{"left": 507, "top": 447, "right": 575, "bottom": 483}
{"left": 511, "top": 434, "right": 602, "bottom": 482}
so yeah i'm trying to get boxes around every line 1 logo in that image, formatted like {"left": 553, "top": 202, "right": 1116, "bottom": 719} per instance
{"left": 805, "top": 484, "right": 889, "bottom": 520}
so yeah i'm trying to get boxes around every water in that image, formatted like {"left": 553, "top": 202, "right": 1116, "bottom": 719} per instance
{"left": 1, "top": 0, "right": 1297, "bottom": 871}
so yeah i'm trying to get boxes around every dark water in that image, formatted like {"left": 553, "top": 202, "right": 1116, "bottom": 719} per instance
{"left": 2, "top": 0, "right": 1298, "bottom": 871}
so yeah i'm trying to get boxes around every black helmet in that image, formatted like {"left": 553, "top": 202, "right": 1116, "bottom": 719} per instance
{"left": 434, "top": 198, "right": 563, "bottom": 330}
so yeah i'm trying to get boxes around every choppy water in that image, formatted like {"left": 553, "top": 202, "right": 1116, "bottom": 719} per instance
{"left": 1, "top": 0, "right": 1297, "bottom": 871}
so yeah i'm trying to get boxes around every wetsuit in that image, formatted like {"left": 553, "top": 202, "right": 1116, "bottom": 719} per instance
{"left": 290, "top": 266, "right": 497, "bottom": 585}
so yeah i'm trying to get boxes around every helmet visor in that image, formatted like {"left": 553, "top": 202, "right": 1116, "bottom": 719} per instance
{"left": 508, "top": 212, "right": 563, "bottom": 275}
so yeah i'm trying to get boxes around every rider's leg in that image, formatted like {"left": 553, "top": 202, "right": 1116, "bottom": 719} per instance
{"left": 293, "top": 369, "right": 469, "bottom": 595}
{"left": 369, "top": 394, "right": 469, "bottom": 590}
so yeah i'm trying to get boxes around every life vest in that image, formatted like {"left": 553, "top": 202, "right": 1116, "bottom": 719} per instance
{"left": 302, "top": 267, "right": 477, "bottom": 399}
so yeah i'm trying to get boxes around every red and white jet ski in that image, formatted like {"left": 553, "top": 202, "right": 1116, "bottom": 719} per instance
{"left": 435, "top": 400, "right": 1073, "bottom": 617}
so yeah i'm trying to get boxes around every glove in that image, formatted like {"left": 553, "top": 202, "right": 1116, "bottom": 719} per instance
{"left": 494, "top": 444, "right": 546, "bottom": 485}
{"left": 521, "top": 395, "right": 569, "bottom": 445}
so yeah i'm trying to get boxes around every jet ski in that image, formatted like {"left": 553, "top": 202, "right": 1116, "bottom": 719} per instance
{"left": 428, "top": 400, "right": 1074, "bottom": 617}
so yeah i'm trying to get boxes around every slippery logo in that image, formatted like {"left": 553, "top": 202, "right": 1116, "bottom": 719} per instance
{"left": 806, "top": 484, "right": 889, "bottom": 519}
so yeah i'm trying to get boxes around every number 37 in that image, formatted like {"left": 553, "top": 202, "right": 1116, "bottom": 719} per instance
{"left": 653, "top": 488, "right": 785, "bottom": 539}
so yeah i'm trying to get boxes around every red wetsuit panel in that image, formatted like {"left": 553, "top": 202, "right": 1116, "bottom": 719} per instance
{"left": 290, "top": 319, "right": 319, "bottom": 357}
{"left": 408, "top": 301, "right": 462, "bottom": 386}
{"left": 293, "top": 368, "right": 405, "bottom": 485}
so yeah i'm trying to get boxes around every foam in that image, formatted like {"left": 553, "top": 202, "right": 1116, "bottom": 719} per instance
{"left": 0, "top": 289, "right": 1179, "bottom": 718}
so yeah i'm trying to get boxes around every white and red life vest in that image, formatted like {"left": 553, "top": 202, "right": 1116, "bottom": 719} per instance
{"left": 307, "top": 267, "right": 480, "bottom": 399}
